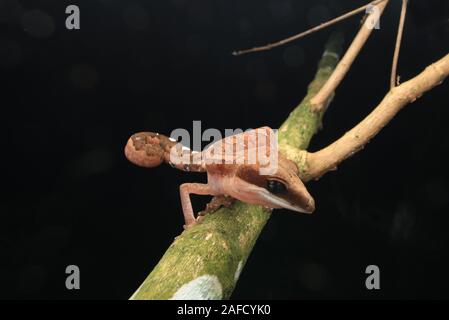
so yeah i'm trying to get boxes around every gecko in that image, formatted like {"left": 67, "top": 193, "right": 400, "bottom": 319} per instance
{"left": 124, "top": 127, "right": 315, "bottom": 229}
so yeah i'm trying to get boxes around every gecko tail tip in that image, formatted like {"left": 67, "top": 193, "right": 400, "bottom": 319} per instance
{"left": 124, "top": 136, "right": 164, "bottom": 168}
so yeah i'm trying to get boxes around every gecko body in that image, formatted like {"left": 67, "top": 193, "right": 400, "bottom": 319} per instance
{"left": 125, "top": 127, "right": 315, "bottom": 228}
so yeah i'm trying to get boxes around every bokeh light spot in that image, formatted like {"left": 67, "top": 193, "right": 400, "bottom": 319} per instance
{"left": 21, "top": 9, "right": 55, "bottom": 38}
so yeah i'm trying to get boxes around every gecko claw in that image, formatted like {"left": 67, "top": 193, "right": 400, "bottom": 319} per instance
{"left": 183, "top": 216, "right": 204, "bottom": 230}
{"left": 198, "top": 195, "right": 235, "bottom": 217}
{"left": 182, "top": 196, "right": 236, "bottom": 232}
{"left": 183, "top": 223, "right": 194, "bottom": 230}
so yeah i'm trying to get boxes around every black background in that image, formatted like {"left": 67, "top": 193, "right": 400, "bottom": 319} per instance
{"left": 0, "top": 0, "right": 448, "bottom": 299}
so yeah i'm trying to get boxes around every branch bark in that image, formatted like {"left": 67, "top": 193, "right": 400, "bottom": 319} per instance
{"left": 130, "top": 32, "right": 345, "bottom": 300}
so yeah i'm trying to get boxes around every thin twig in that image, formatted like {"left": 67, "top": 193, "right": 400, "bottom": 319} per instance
{"left": 310, "top": 0, "right": 389, "bottom": 112}
{"left": 306, "top": 53, "right": 449, "bottom": 181}
{"left": 391, "top": 0, "right": 408, "bottom": 89}
{"left": 232, "top": 0, "right": 387, "bottom": 56}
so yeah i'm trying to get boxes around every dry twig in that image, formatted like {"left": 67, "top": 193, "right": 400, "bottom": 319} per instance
{"left": 232, "top": 0, "right": 387, "bottom": 56}
{"left": 391, "top": 0, "right": 409, "bottom": 88}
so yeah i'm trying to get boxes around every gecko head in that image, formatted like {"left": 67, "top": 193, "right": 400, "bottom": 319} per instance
{"left": 234, "top": 156, "right": 315, "bottom": 214}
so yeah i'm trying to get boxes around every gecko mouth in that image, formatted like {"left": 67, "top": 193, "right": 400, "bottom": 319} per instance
{"left": 259, "top": 190, "right": 314, "bottom": 214}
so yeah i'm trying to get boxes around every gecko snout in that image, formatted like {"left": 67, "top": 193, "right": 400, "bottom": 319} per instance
{"left": 303, "top": 197, "right": 315, "bottom": 214}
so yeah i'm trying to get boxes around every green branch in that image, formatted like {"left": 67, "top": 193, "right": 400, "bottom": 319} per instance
{"left": 130, "top": 32, "right": 344, "bottom": 300}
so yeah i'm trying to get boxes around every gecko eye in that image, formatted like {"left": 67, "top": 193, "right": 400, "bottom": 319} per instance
{"left": 266, "top": 180, "right": 287, "bottom": 194}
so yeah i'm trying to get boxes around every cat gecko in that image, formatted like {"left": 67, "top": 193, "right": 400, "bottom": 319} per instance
{"left": 125, "top": 127, "right": 315, "bottom": 229}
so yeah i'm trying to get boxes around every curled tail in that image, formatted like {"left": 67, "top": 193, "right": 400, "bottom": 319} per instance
{"left": 124, "top": 132, "right": 205, "bottom": 172}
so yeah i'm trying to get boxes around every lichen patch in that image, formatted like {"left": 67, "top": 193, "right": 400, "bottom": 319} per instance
{"left": 170, "top": 275, "right": 223, "bottom": 300}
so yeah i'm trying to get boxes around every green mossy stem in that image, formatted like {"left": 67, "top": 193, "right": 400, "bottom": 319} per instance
{"left": 131, "top": 32, "right": 344, "bottom": 300}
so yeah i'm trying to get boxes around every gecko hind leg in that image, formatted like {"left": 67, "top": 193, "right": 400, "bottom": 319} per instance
{"left": 179, "top": 183, "right": 214, "bottom": 229}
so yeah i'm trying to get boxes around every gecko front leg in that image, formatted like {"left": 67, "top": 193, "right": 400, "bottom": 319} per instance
{"left": 179, "top": 183, "right": 215, "bottom": 229}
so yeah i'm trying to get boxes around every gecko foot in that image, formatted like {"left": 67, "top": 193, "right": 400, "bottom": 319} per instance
{"left": 181, "top": 196, "right": 235, "bottom": 231}
{"left": 198, "top": 195, "right": 235, "bottom": 217}
{"left": 182, "top": 215, "right": 204, "bottom": 230}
